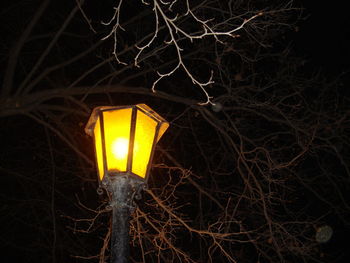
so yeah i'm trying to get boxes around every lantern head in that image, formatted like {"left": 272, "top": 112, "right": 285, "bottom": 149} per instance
{"left": 85, "top": 104, "right": 169, "bottom": 183}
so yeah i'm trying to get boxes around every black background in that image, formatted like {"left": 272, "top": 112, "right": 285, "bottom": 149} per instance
{"left": 294, "top": 1, "right": 350, "bottom": 76}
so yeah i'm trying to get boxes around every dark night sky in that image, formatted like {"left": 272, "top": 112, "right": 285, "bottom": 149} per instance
{"left": 293, "top": 3, "right": 350, "bottom": 260}
{"left": 295, "top": 1, "right": 350, "bottom": 256}
{"left": 294, "top": 1, "right": 350, "bottom": 76}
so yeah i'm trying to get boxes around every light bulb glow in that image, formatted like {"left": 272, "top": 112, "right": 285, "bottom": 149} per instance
{"left": 112, "top": 138, "right": 129, "bottom": 160}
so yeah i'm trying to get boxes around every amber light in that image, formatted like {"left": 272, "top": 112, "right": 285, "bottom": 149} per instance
{"left": 85, "top": 104, "right": 169, "bottom": 181}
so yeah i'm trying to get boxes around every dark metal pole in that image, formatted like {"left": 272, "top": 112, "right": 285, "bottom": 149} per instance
{"left": 109, "top": 176, "right": 133, "bottom": 263}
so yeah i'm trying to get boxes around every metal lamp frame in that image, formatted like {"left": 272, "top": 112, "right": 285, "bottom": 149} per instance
{"left": 86, "top": 104, "right": 169, "bottom": 263}
{"left": 89, "top": 104, "right": 167, "bottom": 187}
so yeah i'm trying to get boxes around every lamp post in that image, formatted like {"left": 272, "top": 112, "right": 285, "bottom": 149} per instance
{"left": 85, "top": 104, "right": 169, "bottom": 263}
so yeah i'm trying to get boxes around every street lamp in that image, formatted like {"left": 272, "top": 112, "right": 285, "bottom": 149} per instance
{"left": 85, "top": 104, "right": 169, "bottom": 263}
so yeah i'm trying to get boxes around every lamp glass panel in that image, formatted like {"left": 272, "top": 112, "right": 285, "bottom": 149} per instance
{"left": 132, "top": 109, "right": 158, "bottom": 178}
{"left": 93, "top": 117, "right": 104, "bottom": 180}
{"left": 136, "top": 104, "right": 169, "bottom": 142}
{"left": 103, "top": 108, "right": 132, "bottom": 173}
{"left": 157, "top": 122, "right": 169, "bottom": 142}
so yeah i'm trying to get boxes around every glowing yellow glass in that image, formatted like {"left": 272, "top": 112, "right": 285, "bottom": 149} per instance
{"left": 86, "top": 104, "right": 169, "bottom": 181}
{"left": 132, "top": 110, "right": 158, "bottom": 178}
{"left": 111, "top": 138, "right": 129, "bottom": 160}
{"left": 103, "top": 109, "right": 132, "bottom": 173}
{"left": 157, "top": 121, "right": 169, "bottom": 142}
{"left": 137, "top": 104, "right": 169, "bottom": 142}
{"left": 93, "top": 117, "right": 104, "bottom": 180}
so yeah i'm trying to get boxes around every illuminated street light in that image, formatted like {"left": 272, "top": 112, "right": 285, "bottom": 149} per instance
{"left": 85, "top": 104, "right": 169, "bottom": 263}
